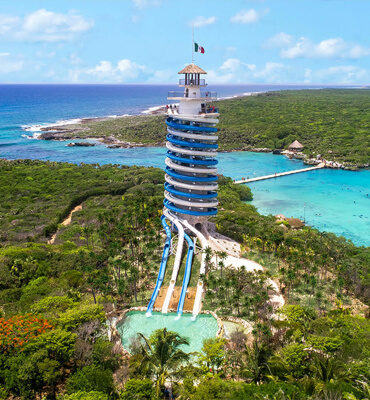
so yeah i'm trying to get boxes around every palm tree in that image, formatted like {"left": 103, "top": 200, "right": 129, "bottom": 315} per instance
{"left": 133, "top": 328, "right": 191, "bottom": 397}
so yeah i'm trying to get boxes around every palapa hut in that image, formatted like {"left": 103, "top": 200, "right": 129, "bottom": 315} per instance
{"left": 285, "top": 218, "right": 305, "bottom": 229}
{"left": 275, "top": 214, "right": 305, "bottom": 230}
{"left": 288, "top": 140, "right": 304, "bottom": 152}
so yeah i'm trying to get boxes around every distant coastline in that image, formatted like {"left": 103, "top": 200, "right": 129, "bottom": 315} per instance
{"left": 23, "top": 89, "right": 369, "bottom": 170}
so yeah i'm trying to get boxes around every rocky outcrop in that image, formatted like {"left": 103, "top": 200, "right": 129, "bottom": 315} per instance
{"left": 67, "top": 142, "right": 95, "bottom": 147}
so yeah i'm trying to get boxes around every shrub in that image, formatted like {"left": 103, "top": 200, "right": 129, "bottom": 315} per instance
{"left": 66, "top": 365, "right": 114, "bottom": 395}
{"left": 59, "top": 391, "right": 108, "bottom": 400}
{"left": 121, "top": 379, "right": 156, "bottom": 400}
{"left": 58, "top": 304, "right": 106, "bottom": 331}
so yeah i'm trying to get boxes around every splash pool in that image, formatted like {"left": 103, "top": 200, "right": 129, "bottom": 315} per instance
{"left": 117, "top": 311, "right": 219, "bottom": 354}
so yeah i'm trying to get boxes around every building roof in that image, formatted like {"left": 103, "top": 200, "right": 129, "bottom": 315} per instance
{"left": 289, "top": 140, "right": 304, "bottom": 149}
{"left": 178, "top": 63, "right": 207, "bottom": 74}
{"left": 285, "top": 218, "right": 305, "bottom": 229}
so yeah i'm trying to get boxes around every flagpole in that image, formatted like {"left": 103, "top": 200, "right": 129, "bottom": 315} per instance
{"left": 192, "top": 23, "right": 194, "bottom": 63}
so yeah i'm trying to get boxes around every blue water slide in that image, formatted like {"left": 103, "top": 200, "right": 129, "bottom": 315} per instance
{"left": 146, "top": 215, "right": 171, "bottom": 314}
{"left": 167, "top": 151, "right": 218, "bottom": 166}
{"left": 165, "top": 167, "right": 218, "bottom": 182}
{"left": 176, "top": 232, "right": 194, "bottom": 316}
{"left": 166, "top": 118, "right": 218, "bottom": 133}
{"left": 164, "top": 199, "right": 218, "bottom": 216}
{"left": 165, "top": 182, "right": 217, "bottom": 199}
{"left": 166, "top": 135, "right": 218, "bottom": 149}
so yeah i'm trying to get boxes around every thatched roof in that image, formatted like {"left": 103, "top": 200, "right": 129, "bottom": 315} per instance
{"left": 289, "top": 140, "right": 304, "bottom": 149}
{"left": 286, "top": 218, "right": 305, "bottom": 229}
{"left": 178, "top": 63, "right": 207, "bottom": 74}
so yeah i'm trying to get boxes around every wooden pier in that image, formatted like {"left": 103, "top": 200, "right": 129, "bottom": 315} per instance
{"left": 234, "top": 163, "right": 325, "bottom": 184}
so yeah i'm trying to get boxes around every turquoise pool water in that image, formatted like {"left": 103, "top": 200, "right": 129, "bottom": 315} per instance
{"left": 117, "top": 311, "right": 219, "bottom": 354}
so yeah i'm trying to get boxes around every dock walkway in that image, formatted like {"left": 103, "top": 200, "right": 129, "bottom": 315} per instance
{"left": 234, "top": 163, "right": 325, "bottom": 184}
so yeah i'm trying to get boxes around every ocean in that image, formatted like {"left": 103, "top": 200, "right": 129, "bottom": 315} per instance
{"left": 0, "top": 84, "right": 368, "bottom": 247}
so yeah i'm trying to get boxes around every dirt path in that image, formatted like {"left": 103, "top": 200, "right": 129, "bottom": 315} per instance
{"left": 48, "top": 204, "right": 82, "bottom": 244}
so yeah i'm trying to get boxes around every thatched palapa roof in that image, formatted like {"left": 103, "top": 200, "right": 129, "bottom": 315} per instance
{"left": 178, "top": 63, "right": 207, "bottom": 74}
{"left": 285, "top": 218, "right": 305, "bottom": 229}
{"left": 289, "top": 140, "right": 304, "bottom": 149}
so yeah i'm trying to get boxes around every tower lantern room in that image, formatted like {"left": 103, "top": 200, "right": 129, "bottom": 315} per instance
{"left": 178, "top": 63, "right": 207, "bottom": 87}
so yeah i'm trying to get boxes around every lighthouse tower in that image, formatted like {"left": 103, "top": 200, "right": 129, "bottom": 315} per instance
{"left": 146, "top": 63, "right": 219, "bottom": 319}
{"left": 164, "top": 63, "right": 219, "bottom": 227}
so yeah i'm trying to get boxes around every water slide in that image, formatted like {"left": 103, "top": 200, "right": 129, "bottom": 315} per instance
{"left": 176, "top": 230, "right": 194, "bottom": 317}
{"left": 161, "top": 211, "right": 184, "bottom": 314}
{"left": 172, "top": 215, "right": 209, "bottom": 318}
{"left": 146, "top": 215, "right": 171, "bottom": 316}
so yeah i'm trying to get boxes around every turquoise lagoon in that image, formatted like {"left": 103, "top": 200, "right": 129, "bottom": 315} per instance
{"left": 217, "top": 152, "right": 370, "bottom": 247}
{"left": 0, "top": 138, "right": 368, "bottom": 246}
{"left": 117, "top": 311, "right": 219, "bottom": 354}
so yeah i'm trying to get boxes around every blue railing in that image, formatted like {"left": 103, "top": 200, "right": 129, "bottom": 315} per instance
{"left": 168, "top": 91, "right": 217, "bottom": 99}
{"left": 164, "top": 182, "right": 217, "bottom": 199}
{"left": 165, "top": 167, "right": 218, "bottom": 182}
{"left": 166, "top": 151, "right": 218, "bottom": 166}
{"left": 166, "top": 118, "right": 218, "bottom": 133}
{"left": 164, "top": 199, "right": 218, "bottom": 216}
{"left": 166, "top": 135, "right": 218, "bottom": 149}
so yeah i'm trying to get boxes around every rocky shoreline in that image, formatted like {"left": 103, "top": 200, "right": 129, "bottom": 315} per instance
{"left": 30, "top": 111, "right": 368, "bottom": 170}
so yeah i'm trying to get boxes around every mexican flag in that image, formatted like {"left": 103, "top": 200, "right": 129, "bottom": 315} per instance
{"left": 194, "top": 42, "right": 205, "bottom": 54}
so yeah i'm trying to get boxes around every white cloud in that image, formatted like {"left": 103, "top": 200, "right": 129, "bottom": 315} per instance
{"left": 198, "top": 59, "right": 369, "bottom": 84}
{"left": 313, "top": 65, "right": 369, "bottom": 84}
{"left": 230, "top": 8, "right": 268, "bottom": 24}
{"left": 70, "top": 59, "right": 147, "bottom": 83}
{"left": 266, "top": 33, "right": 370, "bottom": 59}
{"left": 0, "top": 9, "right": 93, "bottom": 42}
{"left": 35, "top": 50, "right": 56, "bottom": 59}
{"left": 132, "top": 0, "right": 162, "bottom": 9}
{"left": 253, "top": 62, "right": 285, "bottom": 80}
{"left": 0, "top": 53, "right": 23, "bottom": 74}
{"left": 69, "top": 53, "right": 82, "bottom": 65}
{"left": 190, "top": 16, "right": 216, "bottom": 28}
{"left": 220, "top": 58, "right": 256, "bottom": 72}
{"left": 0, "top": 15, "right": 19, "bottom": 35}
{"left": 264, "top": 32, "right": 294, "bottom": 48}
{"left": 146, "top": 68, "right": 175, "bottom": 83}
{"left": 207, "top": 58, "right": 289, "bottom": 83}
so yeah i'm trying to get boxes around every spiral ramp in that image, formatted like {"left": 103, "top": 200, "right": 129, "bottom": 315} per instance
{"left": 146, "top": 64, "right": 219, "bottom": 318}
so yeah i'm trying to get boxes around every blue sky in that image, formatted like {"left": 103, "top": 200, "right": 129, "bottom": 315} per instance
{"left": 0, "top": 0, "right": 369, "bottom": 84}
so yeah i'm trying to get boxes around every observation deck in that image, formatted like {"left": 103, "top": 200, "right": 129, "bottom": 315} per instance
{"left": 167, "top": 91, "right": 217, "bottom": 100}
